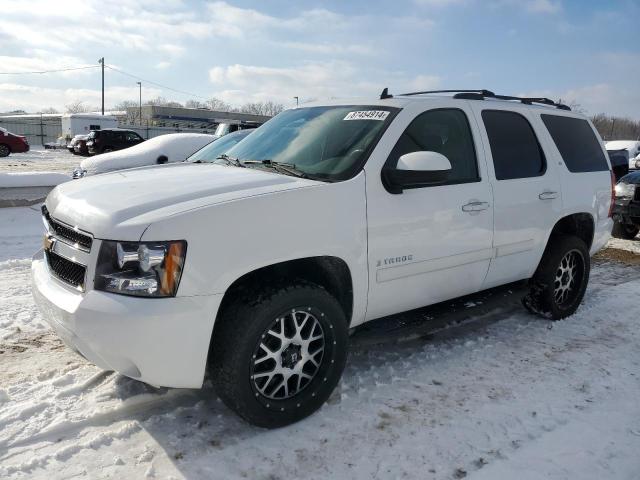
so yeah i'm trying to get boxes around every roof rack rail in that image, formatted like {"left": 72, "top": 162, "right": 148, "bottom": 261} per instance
{"left": 399, "top": 89, "right": 496, "bottom": 97}
{"left": 390, "top": 88, "right": 571, "bottom": 111}
{"left": 487, "top": 93, "right": 571, "bottom": 111}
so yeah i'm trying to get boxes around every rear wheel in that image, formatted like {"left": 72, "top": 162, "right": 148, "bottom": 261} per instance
{"left": 523, "top": 235, "right": 590, "bottom": 320}
{"left": 209, "top": 281, "right": 348, "bottom": 428}
{"left": 612, "top": 221, "right": 639, "bottom": 240}
{"left": 0, "top": 144, "right": 10, "bottom": 157}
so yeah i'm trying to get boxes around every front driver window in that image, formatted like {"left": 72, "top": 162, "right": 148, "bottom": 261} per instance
{"left": 386, "top": 108, "right": 480, "bottom": 185}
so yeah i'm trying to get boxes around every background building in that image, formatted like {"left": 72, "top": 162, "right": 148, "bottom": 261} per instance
{"left": 0, "top": 106, "right": 272, "bottom": 145}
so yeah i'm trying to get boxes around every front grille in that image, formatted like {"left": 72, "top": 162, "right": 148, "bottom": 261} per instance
{"left": 42, "top": 206, "right": 93, "bottom": 250}
{"left": 46, "top": 250, "right": 86, "bottom": 289}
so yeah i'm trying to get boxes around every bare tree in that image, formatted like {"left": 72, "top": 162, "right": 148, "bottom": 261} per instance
{"left": 113, "top": 100, "right": 140, "bottom": 124}
{"left": 185, "top": 100, "right": 209, "bottom": 109}
{"left": 65, "top": 100, "right": 92, "bottom": 113}
{"left": 239, "top": 101, "right": 284, "bottom": 116}
{"left": 591, "top": 113, "right": 640, "bottom": 141}
{"left": 146, "top": 96, "right": 183, "bottom": 108}
{"left": 40, "top": 107, "right": 59, "bottom": 114}
{"left": 207, "top": 97, "right": 233, "bottom": 112}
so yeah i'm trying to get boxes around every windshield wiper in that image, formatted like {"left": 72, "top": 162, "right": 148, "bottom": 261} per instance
{"left": 244, "top": 159, "right": 309, "bottom": 178}
{"left": 214, "top": 154, "right": 245, "bottom": 167}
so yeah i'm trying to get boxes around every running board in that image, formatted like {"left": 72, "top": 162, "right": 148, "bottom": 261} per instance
{"left": 350, "top": 281, "right": 529, "bottom": 347}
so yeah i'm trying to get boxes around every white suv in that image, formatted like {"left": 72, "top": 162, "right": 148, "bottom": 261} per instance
{"left": 32, "top": 89, "right": 614, "bottom": 427}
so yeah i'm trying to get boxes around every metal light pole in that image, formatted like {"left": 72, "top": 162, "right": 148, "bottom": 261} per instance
{"left": 293, "top": 96, "right": 299, "bottom": 107}
{"left": 98, "top": 57, "right": 104, "bottom": 115}
{"left": 137, "top": 81, "right": 142, "bottom": 125}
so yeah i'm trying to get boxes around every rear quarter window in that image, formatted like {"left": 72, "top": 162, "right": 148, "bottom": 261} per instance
{"left": 541, "top": 115, "right": 609, "bottom": 172}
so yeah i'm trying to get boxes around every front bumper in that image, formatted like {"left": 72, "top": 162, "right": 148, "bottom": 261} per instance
{"left": 612, "top": 198, "right": 640, "bottom": 225}
{"left": 32, "top": 250, "right": 223, "bottom": 388}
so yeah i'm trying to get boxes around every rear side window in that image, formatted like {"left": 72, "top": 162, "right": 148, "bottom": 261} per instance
{"left": 541, "top": 115, "right": 608, "bottom": 172}
{"left": 482, "top": 110, "right": 546, "bottom": 180}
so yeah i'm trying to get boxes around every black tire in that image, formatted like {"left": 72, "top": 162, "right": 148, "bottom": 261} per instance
{"left": 612, "top": 221, "right": 639, "bottom": 240}
{"left": 102, "top": 147, "right": 114, "bottom": 153}
{"left": 0, "top": 144, "right": 10, "bottom": 157}
{"left": 209, "top": 281, "right": 348, "bottom": 428}
{"left": 522, "top": 235, "right": 590, "bottom": 320}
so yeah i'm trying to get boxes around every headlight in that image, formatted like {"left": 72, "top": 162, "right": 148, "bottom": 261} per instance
{"left": 614, "top": 182, "right": 635, "bottom": 198}
{"left": 95, "top": 240, "right": 187, "bottom": 297}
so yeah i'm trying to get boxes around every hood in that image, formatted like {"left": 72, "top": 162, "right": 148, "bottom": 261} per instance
{"left": 46, "top": 163, "right": 319, "bottom": 240}
{"left": 620, "top": 170, "right": 640, "bottom": 185}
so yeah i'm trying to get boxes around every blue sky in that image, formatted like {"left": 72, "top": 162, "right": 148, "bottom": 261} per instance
{"left": 0, "top": 0, "right": 638, "bottom": 118}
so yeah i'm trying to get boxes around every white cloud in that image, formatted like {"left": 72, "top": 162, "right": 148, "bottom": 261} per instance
{"left": 0, "top": 55, "right": 96, "bottom": 76}
{"left": 208, "top": 62, "right": 440, "bottom": 106}
{"left": 413, "top": 0, "right": 466, "bottom": 6}
{"left": 494, "top": 0, "right": 562, "bottom": 14}
{"left": 526, "top": 0, "right": 561, "bottom": 13}
{"left": 520, "top": 83, "right": 640, "bottom": 120}
{"left": 279, "top": 42, "right": 375, "bottom": 56}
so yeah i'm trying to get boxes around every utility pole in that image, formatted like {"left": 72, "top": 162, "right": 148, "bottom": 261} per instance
{"left": 98, "top": 57, "right": 104, "bottom": 115}
{"left": 293, "top": 96, "right": 299, "bottom": 107}
{"left": 137, "top": 81, "right": 142, "bottom": 125}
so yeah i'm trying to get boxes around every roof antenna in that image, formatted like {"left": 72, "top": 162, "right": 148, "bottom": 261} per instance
{"left": 380, "top": 87, "right": 393, "bottom": 100}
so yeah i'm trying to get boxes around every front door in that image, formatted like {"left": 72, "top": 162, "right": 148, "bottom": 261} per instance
{"left": 365, "top": 104, "right": 494, "bottom": 321}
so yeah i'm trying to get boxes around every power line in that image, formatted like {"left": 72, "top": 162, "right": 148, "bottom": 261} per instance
{"left": 0, "top": 65, "right": 100, "bottom": 75}
{"left": 104, "top": 65, "right": 210, "bottom": 101}
{"left": 0, "top": 61, "right": 211, "bottom": 104}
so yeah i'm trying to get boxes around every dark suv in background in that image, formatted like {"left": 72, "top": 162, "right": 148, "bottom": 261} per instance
{"left": 87, "top": 129, "right": 144, "bottom": 155}
{"left": 612, "top": 171, "right": 640, "bottom": 239}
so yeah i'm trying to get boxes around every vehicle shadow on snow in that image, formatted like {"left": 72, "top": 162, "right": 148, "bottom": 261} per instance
{"left": 115, "top": 303, "right": 541, "bottom": 477}
{"left": 105, "top": 255, "right": 638, "bottom": 477}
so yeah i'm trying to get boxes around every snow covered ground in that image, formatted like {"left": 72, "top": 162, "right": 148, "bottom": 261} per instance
{"left": 0, "top": 148, "right": 79, "bottom": 175}
{"left": 1, "top": 206, "right": 639, "bottom": 479}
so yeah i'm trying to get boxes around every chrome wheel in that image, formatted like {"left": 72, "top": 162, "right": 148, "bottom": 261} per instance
{"left": 553, "top": 249, "right": 583, "bottom": 307}
{"left": 251, "top": 309, "right": 325, "bottom": 400}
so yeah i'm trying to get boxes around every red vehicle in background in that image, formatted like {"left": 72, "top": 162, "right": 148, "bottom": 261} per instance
{"left": 0, "top": 127, "right": 29, "bottom": 157}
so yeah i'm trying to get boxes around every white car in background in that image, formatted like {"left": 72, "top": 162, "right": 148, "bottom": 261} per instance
{"left": 605, "top": 140, "right": 640, "bottom": 170}
{"left": 73, "top": 133, "right": 216, "bottom": 178}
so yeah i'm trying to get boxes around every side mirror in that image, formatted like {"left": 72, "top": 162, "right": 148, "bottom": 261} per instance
{"left": 383, "top": 151, "right": 452, "bottom": 193}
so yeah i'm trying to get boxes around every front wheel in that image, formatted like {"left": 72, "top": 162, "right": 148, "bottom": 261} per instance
{"left": 209, "top": 281, "right": 349, "bottom": 428}
{"left": 0, "top": 144, "right": 10, "bottom": 157}
{"left": 523, "top": 235, "right": 590, "bottom": 320}
{"left": 612, "top": 221, "right": 639, "bottom": 240}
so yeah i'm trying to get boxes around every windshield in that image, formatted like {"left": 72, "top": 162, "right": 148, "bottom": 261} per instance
{"left": 225, "top": 105, "right": 398, "bottom": 181}
{"left": 187, "top": 129, "right": 254, "bottom": 162}
{"left": 214, "top": 124, "right": 234, "bottom": 137}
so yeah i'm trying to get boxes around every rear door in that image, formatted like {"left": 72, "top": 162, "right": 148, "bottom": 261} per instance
{"left": 470, "top": 105, "right": 562, "bottom": 288}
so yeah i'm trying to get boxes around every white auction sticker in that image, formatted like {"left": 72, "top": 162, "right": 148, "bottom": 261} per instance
{"left": 343, "top": 110, "right": 390, "bottom": 121}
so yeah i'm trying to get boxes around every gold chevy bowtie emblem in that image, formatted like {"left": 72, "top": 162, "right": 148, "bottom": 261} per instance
{"left": 43, "top": 235, "right": 55, "bottom": 252}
